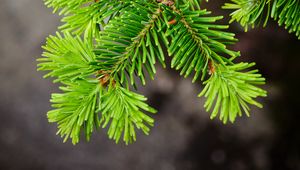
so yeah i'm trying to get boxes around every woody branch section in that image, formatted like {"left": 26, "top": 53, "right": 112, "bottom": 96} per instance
{"left": 38, "top": 0, "right": 268, "bottom": 144}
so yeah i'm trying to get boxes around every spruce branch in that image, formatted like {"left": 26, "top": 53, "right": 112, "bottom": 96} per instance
{"left": 163, "top": 3, "right": 240, "bottom": 82}
{"left": 223, "top": 0, "right": 300, "bottom": 39}
{"left": 48, "top": 79, "right": 101, "bottom": 144}
{"left": 59, "top": 0, "right": 132, "bottom": 38}
{"left": 38, "top": 6, "right": 160, "bottom": 143}
{"left": 94, "top": 2, "right": 165, "bottom": 87}
{"left": 37, "top": 32, "right": 97, "bottom": 83}
{"left": 271, "top": 0, "right": 300, "bottom": 38}
{"left": 38, "top": 0, "right": 270, "bottom": 144}
{"left": 223, "top": 0, "right": 271, "bottom": 31}
{"left": 100, "top": 84, "right": 156, "bottom": 144}
{"left": 161, "top": 2, "right": 266, "bottom": 123}
{"left": 44, "top": 0, "right": 90, "bottom": 14}
{"left": 198, "top": 62, "right": 267, "bottom": 123}
{"left": 47, "top": 76, "right": 156, "bottom": 144}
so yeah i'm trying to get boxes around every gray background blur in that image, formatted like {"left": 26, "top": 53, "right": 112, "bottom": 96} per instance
{"left": 0, "top": 0, "right": 299, "bottom": 170}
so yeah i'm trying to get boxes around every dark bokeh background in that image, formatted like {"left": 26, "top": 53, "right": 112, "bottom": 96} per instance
{"left": 0, "top": 0, "right": 299, "bottom": 170}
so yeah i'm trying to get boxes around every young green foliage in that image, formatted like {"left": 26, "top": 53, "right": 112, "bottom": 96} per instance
{"left": 48, "top": 79, "right": 101, "bottom": 144}
{"left": 198, "top": 62, "right": 267, "bottom": 123}
{"left": 59, "top": 0, "right": 132, "bottom": 38}
{"left": 44, "top": 0, "right": 89, "bottom": 14}
{"left": 38, "top": 32, "right": 97, "bottom": 82}
{"left": 223, "top": 0, "right": 300, "bottom": 39}
{"left": 100, "top": 85, "right": 156, "bottom": 144}
{"left": 39, "top": 31, "right": 157, "bottom": 144}
{"left": 39, "top": 0, "right": 269, "bottom": 144}
{"left": 94, "top": 2, "right": 165, "bottom": 87}
{"left": 271, "top": 0, "right": 300, "bottom": 38}
{"left": 163, "top": 4, "right": 240, "bottom": 82}
{"left": 161, "top": 2, "right": 266, "bottom": 123}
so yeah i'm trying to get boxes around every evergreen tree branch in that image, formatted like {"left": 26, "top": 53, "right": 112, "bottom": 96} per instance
{"left": 59, "top": 0, "right": 132, "bottom": 38}
{"left": 100, "top": 84, "right": 156, "bottom": 144}
{"left": 223, "top": 0, "right": 300, "bottom": 39}
{"left": 39, "top": 1, "right": 160, "bottom": 144}
{"left": 38, "top": 0, "right": 271, "bottom": 144}
{"left": 223, "top": 0, "right": 271, "bottom": 31}
{"left": 94, "top": 2, "right": 166, "bottom": 87}
{"left": 198, "top": 62, "right": 267, "bottom": 123}
{"left": 37, "top": 32, "right": 97, "bottom": 83}
{"left": 163, "top": 3, "right": 240, "bottom": 82}
{"left": 44, "top": 0, "right": 90, "bottom": 14}
{"left": 48, "top": 79, "right": 101, "bottom": 144}
{"left": 162, "top": 2, "right": 266, "bottom": 123}
{"left": 271, "top": 0, "right": 300, "bottom": 39}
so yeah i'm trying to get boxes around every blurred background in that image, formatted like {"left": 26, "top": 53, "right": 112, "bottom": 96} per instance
{"left": 0, "top": 0, "right": 299, "bottom": 170}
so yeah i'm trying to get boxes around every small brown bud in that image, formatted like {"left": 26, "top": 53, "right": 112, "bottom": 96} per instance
{"left": 99, "top": 74, "right": 110, "bottom": 87}
{"left": 160, "top": 0, "right": 174, "bottom": 6}
{"left": 97, "top": 70, "right": 111, "bottom": 87}
{"left": 208, "top": 60, "right": 215, "bottom": 75}
{"left": 168, "top": 19, "right": 177, "bottom": 25}
{"left": 167, "top": 1, "right": 174, "bottom": 6}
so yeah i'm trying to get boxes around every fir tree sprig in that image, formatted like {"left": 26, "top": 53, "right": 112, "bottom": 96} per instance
{"left": 163, "top": 3, "right": 240, "bottom": 82}
{"left": 94, "top": 2, "right": 165, "bottom": 87}
{"left": 39, "top": 0, "right": 268, "bottom": 144}
{"left": 44, "top": 0, "right": 89, "bottom": 14}
{"left": 223, "top": 0, "right": 300, "bottom": 39}
{"left": 48, "top": 79, "right": 101, "bottom": 144}
{"left": 198, "top": 62, "right": 267, "bottom": 123}
{"left": 59, "top": 0, "right": 132, "bottom": 38}
{"left": 37, "top": 32, "right": 97, "bottom": 83}
{"left": 162, "top": 2, "right": 266, "bottom": 123}
{"left": 100, "top": 84, "right": 156, "bottom": 144}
